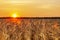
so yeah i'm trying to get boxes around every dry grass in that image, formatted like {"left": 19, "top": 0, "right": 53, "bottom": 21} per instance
{"left": 0, "top": 19, "right": 60, "bottom": 40}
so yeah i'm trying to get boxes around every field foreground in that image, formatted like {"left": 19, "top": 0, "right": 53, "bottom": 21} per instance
{"left": 0, "top": 17, "right": 60, "bottom": 40}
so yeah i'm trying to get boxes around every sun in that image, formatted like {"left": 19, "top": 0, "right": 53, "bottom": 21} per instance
{"left": 12, "top": 13, "right": 17, "bottom": 17}
{"left": 11, "top": 12, "right": 19, "bottom": 18}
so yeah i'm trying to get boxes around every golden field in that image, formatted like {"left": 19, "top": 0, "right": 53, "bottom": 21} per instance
{"left": 0, "top": 18, "right": 60, "bottom": 40}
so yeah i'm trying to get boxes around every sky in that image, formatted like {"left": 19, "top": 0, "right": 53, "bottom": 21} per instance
{"left": 0, "top": 0, "right": 60, "bottom": 17}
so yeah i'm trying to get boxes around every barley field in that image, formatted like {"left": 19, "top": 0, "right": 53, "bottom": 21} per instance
{"left": 0, "top": 18, "right": 60, "bottom": 40}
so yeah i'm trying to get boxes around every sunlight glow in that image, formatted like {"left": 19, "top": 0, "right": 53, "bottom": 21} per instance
{"left": 11, "top": 12, "right": 19, "bottom": 18}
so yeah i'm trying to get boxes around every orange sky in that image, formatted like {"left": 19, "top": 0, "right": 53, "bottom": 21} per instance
{"left": 0, "top": 0, "right": 60, "bottom": 17}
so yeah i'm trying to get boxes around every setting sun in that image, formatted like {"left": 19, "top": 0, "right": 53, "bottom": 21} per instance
{"left": 11, "top": 12, "right": 19, "bottom": 18}
{"left": 12, "top": 14, "right": 17, "bottom": 17}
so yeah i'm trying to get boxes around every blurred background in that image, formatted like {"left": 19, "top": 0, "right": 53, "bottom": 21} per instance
{"left": 0, "top": 0, "right": 60, "bottom": 17}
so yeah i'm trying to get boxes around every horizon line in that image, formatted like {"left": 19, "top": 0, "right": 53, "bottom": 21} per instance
{"left": 0, "top": 17, "right": 60, "bottom": 19}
